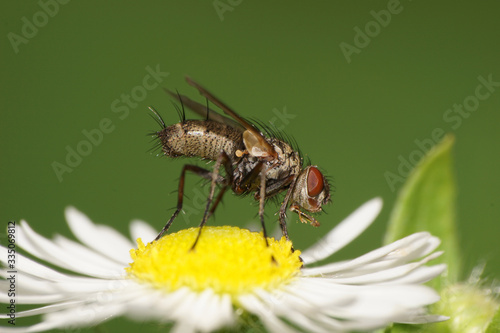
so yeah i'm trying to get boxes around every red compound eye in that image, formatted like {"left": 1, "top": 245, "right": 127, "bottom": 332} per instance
{"left": 307, "top": 167, "right": 324, "bottom": 197}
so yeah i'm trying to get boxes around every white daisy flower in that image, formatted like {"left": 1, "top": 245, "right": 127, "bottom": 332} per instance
{"left": 0, "top": 198, "right": 446, "bottom": 332}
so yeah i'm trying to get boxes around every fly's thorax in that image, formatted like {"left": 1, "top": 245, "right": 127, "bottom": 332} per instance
{"left": 266, "top": 139, "right": 301, "bottom": 181}
{"left": 157, "top": 120, "right": 243, "bottom": 161}
{"left": 233, "top": 138, "right": 302, "bottom": 196}
{"left": 290, "top": 165, "right": 330, "bottom": 213}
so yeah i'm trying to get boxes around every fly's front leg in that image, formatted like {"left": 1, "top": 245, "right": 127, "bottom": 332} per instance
{"left": 278, "top": 204, "right": 289, "bottom": 241}
{"left": 154, "top": 165, "right": 213, "bottom": 241}
{"left": 191, "top": 151, "right": 233, "bottom": 250}
{"left": 289, "top": 205, "right": 320, "bottom": 227}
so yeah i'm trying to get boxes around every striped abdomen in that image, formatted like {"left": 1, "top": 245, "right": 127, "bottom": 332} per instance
{"left": 157, "top": 120, "right": 243, "bottom": 161}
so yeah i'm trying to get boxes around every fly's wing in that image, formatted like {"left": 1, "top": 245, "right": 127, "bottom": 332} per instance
{"left": 164, "top": 89, "right": 244, "bottom": 131}
{"left": 185, "top": 77, "right": 277, "bottom": 158}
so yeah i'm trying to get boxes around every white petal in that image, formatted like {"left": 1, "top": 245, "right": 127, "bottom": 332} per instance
{"left": 333, "top": 284, "right": 439, "bottom": 315}
{"left": 399, "top": 314, "right": 449, "bottom": 324}
{"left": 185, "top": 290, "right": 215, "bottom": 332}
{"left": 127, "top": 287, "right": 188, "bottom": 321}
{"left": 378, "top": 264, "right": 447, "bottom": 285}
{"left": 0, "top": 247, "right": 68, "bottom": 280}
{"left": 0, "top": 300, "right": 85, "bottom": 318}
{"left": 326, "top": 252, "right": 444, "bottom": 284}
{"left": 0, "top": 271, "right": 55, "bottom": 296}
{"left": 254, "top": 289, "right": 344, "bottom": 332}
{"left": 0, "top": 293, "right": 68, "bottom": 304}
{"left": 170, "top": 290, "right": 198, "bottom": 332}
{"left": 0, "top": 269, "right": 124, "bottom": 297}
{"left": 17, "top": 221, "right": 124, "bottom": 278}
{"left": 238, "top": 294, "right": 299, "bottom": 333}
{"left": 130, "top": 219, "right": 158, "bottom": 243}
{"left": 190, "top": 289, "right": 233, "bottom": 332}
{"left": 196, "top": 292, "right": 234, "bottom": 331}
{"left": 279, "top": 279, "right": 355, "bottom": 309}
{"left": 216, "top": 294, "right": 234, "bottom": 328}
{"left": 4, "top": 287, "right": 144, "bottom": 331}
{"left": 298, "top": 278, "right": 440, "bottom": 309}
{"left": 301, "top": 197, "right": 382, "bottom": 264}
{"left": 0, "top": 320, "right": 62, "bottom": 332}
{"left": 42, "top": 299, "right": 126, "bottom": 329}
{"left": 271, "top": 305, "right": 338, "bottom": 333}
{"left": 13, "top": 220, "right": 64, "bottom": 268}
{"left": 65, "top": 207, "right": 134, "bottom": 264}
{"left": 171, "top": 322, "right": 196, "bottom": 333}
{"left": 53, "top": 235, "right": 126, "bottom": 274}
{"left": 302, "top": 232, "right": 435, "bottom": 276}
{"left": 121, "top": 290, "right": 162, "bottom": 319}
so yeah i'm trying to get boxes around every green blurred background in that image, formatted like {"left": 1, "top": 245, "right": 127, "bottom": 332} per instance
{"left": 1, "top": 0, "right": 499, "bottom": 331}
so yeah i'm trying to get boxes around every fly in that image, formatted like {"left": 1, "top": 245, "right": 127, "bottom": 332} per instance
{"left": 151, "top": 77, "right": 331, "bottom": 249}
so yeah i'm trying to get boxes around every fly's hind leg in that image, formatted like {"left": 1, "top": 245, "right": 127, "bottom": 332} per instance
{"left": 191, "top": 151, "right": 233, "bottom": 250}
{"left": 154, "top": 165, "right": 214, "bottom": 242}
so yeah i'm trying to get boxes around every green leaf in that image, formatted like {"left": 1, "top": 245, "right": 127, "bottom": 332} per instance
{"left": 486, "top": 303, "right": 500, "bottom": 333}
{"left": 384, "top": 134, "right": 461, "bottom": 288}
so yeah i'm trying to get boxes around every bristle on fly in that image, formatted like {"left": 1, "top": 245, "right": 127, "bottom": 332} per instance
{"left": 148, "top": 106, "right": 167, "bottom": 156}
{"left": 149, "top": 106, "right": 167, "bottom": 130}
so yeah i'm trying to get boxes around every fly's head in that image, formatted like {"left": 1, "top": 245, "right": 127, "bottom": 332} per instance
{"left": 289, "top": 166, "right": 331, "bottom": 227}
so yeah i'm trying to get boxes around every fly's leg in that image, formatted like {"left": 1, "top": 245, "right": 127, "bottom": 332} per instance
{"left": 154, "top": 165, "right": 214, "bottom": 241}
{"left": 191, "top": 151, "right": 233, "bottom": 250}
{"left": 278, "top": 177, "right": 303, "bottom": 256}
{"left": 235, "top": 161, "right": 276, "bottom": 261}
{"left": 206, "top": 153, "right": 234, "bottom": 220}
{"left": 234, "top": 161, "right": 272, "bottom": 248}
{"left": 278, "top": 200, "right": 290, "bottom": 241}
{"left": 258, "top": 166, "right": 278, "bottom": 263}
{"left": 278, "top": 178, "right": 297, "bottom": 242}
{"left": 258, "top": 166, "right": 270, "bottom": 247}
{"left": 207, "top": 185, "right": 228, "bottom": 219}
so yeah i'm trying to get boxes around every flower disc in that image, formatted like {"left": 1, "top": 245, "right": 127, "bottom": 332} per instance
{"left": 127, "top": 226, "right": 302, "bottom": 297}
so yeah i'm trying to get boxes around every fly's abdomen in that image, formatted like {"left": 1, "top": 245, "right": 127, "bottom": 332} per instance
{"left": 157, "top": 120, "right": 243, "bottom": 161}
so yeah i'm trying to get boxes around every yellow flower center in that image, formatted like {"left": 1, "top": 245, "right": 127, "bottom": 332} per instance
{"left": 126, "top": 226, "right": 302, "bottom": 297}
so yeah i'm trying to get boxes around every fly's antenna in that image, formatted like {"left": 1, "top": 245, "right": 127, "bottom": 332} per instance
{"left": 149, "top": 106, "right": 166, "bottom": 129}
